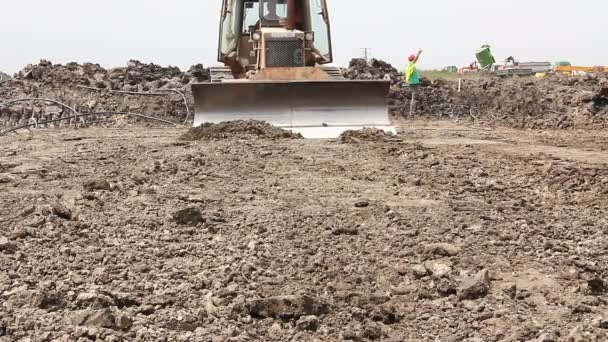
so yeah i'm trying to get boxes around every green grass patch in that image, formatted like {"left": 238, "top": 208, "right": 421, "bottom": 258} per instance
{"left": 421, "top": 70, "right": 486, "bottom": 82}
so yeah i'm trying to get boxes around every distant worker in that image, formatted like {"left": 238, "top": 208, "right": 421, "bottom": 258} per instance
{"left": 406, "top": 49, "right": 422, "bottom": 116}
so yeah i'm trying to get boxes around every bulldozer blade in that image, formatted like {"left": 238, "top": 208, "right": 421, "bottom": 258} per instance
{"left": 192, "top": 80, "right": 394, "bottom": 139}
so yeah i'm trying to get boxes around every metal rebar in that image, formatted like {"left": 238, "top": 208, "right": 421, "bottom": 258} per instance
{"left": 75, "top": 85, "right": 192, "bottom": 123}
{"left": 91, "top": 112, "right": 179, "bottom": 126}
{"left": 75, "top": 85, "right": 166, "bottom": 96}
{"left": 1, "top": 98, "right": 81, "bottom": 117}
{"left": 156, "top": 89, "right": 192, "bottom": 124}
{"left": 0, "top": 111, "right": 178, "bottom": 136}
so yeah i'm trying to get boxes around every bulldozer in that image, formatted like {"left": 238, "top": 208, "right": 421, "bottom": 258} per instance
{"left": 192, "top": 0, "right": 394, "bottom": 138}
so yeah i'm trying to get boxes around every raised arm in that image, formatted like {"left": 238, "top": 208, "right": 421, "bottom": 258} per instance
{"left": 414, "top": 49, "right": 423, "bottom": 63}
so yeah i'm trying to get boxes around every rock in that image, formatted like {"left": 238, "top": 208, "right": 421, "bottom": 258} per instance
{"left": 354, "top": 201, "right": 369, "bottom": 208}
{"left": 17, "top": 205, "right": 36, "bottom": 218}
{"left": 75, "top": 292, "right": 115, "bottom": 309}
{"left": 536, "top": 333, "right": 557, "bottom": 342}
{"left": 260, "top": 150, "right": 273, "bottom": 157}
{"left": 0, "top": 236, "right": 16, "bottom": 254}
{"left": 296, "top": 315, "right": 320, "bottom": 331}
{"left": 84, "top": 309, "right": 116, "bottom": 329}
{"left": 362, "top": 322, "right": 385, "bottom": 340}
{"left": 267, "top": 322, "right": 284, "bottom": 339}
{"left": 0, "top": 174, "right": 15, "bottom": 183}
{"left": 567, "top": 326, "right": 584, "bottom": 342}
{"left": 424, "top": 260, "right": 452, "bottom": 277}
{"left": 9, "top": 228, "right": 31, "bottom": 240}
{"left": 369, "top": 305, "right": 400, "bottom": 324}
{"left": 393, "top": 265, "right": 409, "bottom": 276}
{"left": 83, "top": 179, "right": 111, "bottom": 191}
{"left": 342, "top": 329, "right": 362, "bottom": 342}
{"left": 599, "top": 319, "right": 608, "bottom": 329}
{"left": 412, "top": 264, "right": 429, "bottom": 278}
{"left": 572, "top": 304, "right": 592, "bottom": 314}
{"left": 458, "top": 269, "right": 491, "bottom": 300}
{"left": 586, "top": 276, "right": 605, "bottom": 294}
{"left": 35, "top": 291, "right": 65, "bottom": 310}
{"left": 435, "top": 279, "right": 458, "bottom": 297}
{"left": 173, "top": 207, "right": 204, "bottom": 225}
{"left": 114, "top": 314, "right": 133, "bottom": 331}
{"left": 390, "top": 283, "right": 416, "bottom": 296}
{"left": 163, "top": 319, "right": 200, "bottom": 332}
{"left": 581, "top": 295, "right": 600, "bottom": 306}
{"left": 188, "top": 63, "right": 209, "bottom": 81}
{"left": 500, "top": 282, "right": 517, "bottom": 299}
{"left": 108, "top": 70, "right": 124, "bottom": 80}
{"left": 247, "top": 295, "right": 328, "bottom": 320}
{"left": 423, "top": 243, "right": 461, "bottom": 257}
{"left": 51, "top": 202, "right": 72, "bottom": 220}
{"left": 204, "top": 292, "right": 219, "bottom": 317}
{"left": 332, "top": 226, "right": 358, "bottom": 236}
{"left": 368, "top": 291, "right": 391, "bottom": 305}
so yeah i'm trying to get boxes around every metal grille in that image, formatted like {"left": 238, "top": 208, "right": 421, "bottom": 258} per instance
{"left": 266, "top": 39, "right": 304, "bottom": 67}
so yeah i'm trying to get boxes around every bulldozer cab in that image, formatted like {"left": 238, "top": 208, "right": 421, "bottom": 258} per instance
{"left": 218, "top": 0, "right": 332, "bottom": 73}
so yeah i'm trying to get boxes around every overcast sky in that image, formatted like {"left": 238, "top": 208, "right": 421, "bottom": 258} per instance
{"left": 1, "top": 0, "right": 606, "bottom": 74}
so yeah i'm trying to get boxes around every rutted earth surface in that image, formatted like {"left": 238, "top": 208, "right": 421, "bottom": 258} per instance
{"left": 1, "top": 122, "right": 608, "bottom": 341}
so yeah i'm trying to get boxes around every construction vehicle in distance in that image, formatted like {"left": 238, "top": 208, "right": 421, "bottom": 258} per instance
{"left": 462, "top": 45, "right": 552, "bottom": 77}
{"left": 496, "top": 57, "right": 552, "bottom": 77}
{"left": 191, "top": 0, "right": 394, "bottom": 138}
{"left": 475, "top": 45, "right": 496, "bottom": 70}
{"left": 555, "top": 65, "right": 608, "bottom": 74}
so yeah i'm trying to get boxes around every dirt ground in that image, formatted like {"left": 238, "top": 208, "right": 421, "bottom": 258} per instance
{"left": 1, "top": 121, "right": 608, "bottom": 342}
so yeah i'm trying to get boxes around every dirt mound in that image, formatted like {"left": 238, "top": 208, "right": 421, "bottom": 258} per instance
{"left": 339, "top": 128, "right": 400, "bottom": 143}
{"left": 343, "top": 58, "right": 401, "bottom": 82}
{"left": 14, "top": 59, "right": 208, "bottom": 91}
{"left": 180, "top": 120, "right": 303, "bottom": 140}
{"left": 1, "top": 60, "right": 209, "bottom": 129}
{"left": 3, "top": 57, "right": 608, "bottom": 133}
{"left": 0, "top": 71, "right": 10, "bottom": 84}
{"left": 344, "top": 58, "right": 608, "bottom": 129}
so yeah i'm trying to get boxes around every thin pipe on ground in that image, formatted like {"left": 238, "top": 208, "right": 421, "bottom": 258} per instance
{"left": 75, "top": 85, "right": 192, "bottom": 123}
{"left": 1, "top": 98, "right": 81, "bottom": 117}
{"left": 0, "top": 111, "right": 178, "bottom": 136}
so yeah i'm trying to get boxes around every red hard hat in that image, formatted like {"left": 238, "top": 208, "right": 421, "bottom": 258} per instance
{"left": 408, "top": 54, "right": 416, "bottom": 62}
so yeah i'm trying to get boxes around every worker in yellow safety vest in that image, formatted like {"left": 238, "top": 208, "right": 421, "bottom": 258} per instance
{"left": 406, "top": 49, "right": 422, "bottom": 116}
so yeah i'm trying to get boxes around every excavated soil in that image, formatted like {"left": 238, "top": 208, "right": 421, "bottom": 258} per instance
{"left": 0, "top": 60, "right": 203, "bottom": 128}
{"left": 181, "top": 120, "right": 303, "bottom": 141}
{"left": 1, "top": 122, "right": 608, "bottom": 341}
{"left": 345, "top": 59, "right": 608, "bottom": 129}
{"left": 339, "top": 128, "right": 401, "bottom": 143}
{"left": 2, "top": 58, "right": 608, "bottom": 132}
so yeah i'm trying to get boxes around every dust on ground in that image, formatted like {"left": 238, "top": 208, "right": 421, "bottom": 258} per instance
{"left": 181, "top": 120, "right": 303, "bottom": 141}
{"left": 1, "top": 121, "right": 607, "bottom": 341}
